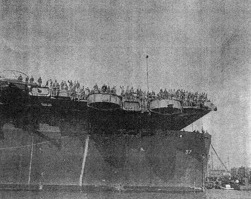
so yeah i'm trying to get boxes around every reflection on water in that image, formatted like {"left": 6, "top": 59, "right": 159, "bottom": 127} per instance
{"left": 0, "top": 191, "right": 206, "bottom": 199}
{"left": 205, "top": 189, "right": 251, "bottom": 199}
{"left": 1, "top": 190, "right": 251, "bottom": 199}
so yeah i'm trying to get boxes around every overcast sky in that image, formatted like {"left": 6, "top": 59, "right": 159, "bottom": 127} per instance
{"left": 0, "top": 0, "right": 250, "bottom": 168}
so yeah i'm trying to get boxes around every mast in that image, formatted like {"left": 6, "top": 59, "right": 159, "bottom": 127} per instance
{"left": 146, "top": 55, "right": 149, "bottom": 93}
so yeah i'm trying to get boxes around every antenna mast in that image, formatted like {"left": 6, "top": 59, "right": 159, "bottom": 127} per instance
{"left": 146, "top": 55, "right": 149, "bottom": 92}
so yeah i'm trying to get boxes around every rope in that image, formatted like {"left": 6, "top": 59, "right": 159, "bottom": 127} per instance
{"left": 0, "top": 141, "right": 49, "bottom": 151}
{"left": 1, "top": 70, "right": 28, "bottom": 78}
{"left": 210, "top": 144, "right": 229, "bottom": 172}
{"left": 0, "top": 136, "right": 69, "bottom": 151}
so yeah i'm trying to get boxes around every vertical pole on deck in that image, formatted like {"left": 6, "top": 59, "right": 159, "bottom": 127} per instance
{"left": 202, "top": 154, "right": 205, "bottom": 191}
{"left": 28, "top": 136, "right": 34, "bottom": 185}
{"left": 79, "top": 135, "right": 90, "bottom": 187}
{"left": 19, "top": 154, "right": 22, "bottom": 184}
{"left": 146, "top": 55, "right": 149, "bottom": 93}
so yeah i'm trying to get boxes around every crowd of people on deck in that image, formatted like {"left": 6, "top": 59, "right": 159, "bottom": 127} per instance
{"left": 17, "top": 75, "right": 210, "bottom": 107}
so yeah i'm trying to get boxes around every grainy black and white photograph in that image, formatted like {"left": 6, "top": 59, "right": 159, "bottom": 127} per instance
{"left": 0, "top": 0, "right": 251, "bottom": 198}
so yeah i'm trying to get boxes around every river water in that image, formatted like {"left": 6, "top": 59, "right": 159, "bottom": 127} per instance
{"left": 0, "top": 189, "right": 250, "bottom": 199}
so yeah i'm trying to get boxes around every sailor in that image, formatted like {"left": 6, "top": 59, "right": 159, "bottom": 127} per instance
{"left": 156, "top": 92, "right": 161, "bottom": 100}
{"left": 70, "top": 90, "right": 76, "bottom": 100}
{"left": 101, "top": 84, "right": 107, "bottom": 93}
{"left": 80, "top": 86, "right": 85, "bottom": 99}
{"left": 120, "top": 86, "right": 125, "bottom": 96}
{"left": 68, "top": 80, "right": 73, "bottom": 90}
{"left": 60, "top": 81, "right": 64, "bottom": 90}
{"left": 160, "top": 89, "right": 164, "bottom": 99}
{"left": 61, "top": 81, "right": 65, "bottom": 90}
{"left": 52, "top": 80, "right": 57, "bottom": 96}
{"left": 56, "top": 81, "right": 60, "bottom": 96}
{"left": 107, "top": 86, "right": 110, "bottom": 94}
{"left": 47, "top": 79, "right": 52, "bottom": 95}
{"left": 76, "top": 83, "right": 81, "bottom": 99}
{"left": 130, "top": 87, "right": 134, "bottom": 94}
{"left": 25, "top": 76, "right": 29, "bottom": 84}
{"left": 38, "top": 77, "right": 42, "bottom": 87}
{"left": 64, "top": 82, "right": 69, "bottom": 91}
{"left": 164, "top": 89, "right": 168, "bottom": 99}
{"left": 93, "top": 84, "right": 99, "bottom": 93}
{"left": 136, "top": 88, "right": 139, "bottom": 96}
{"left": 139, "top": 89, "right": 143, "bottom": 99}
{"left": 111, "top": 86, "right": 116, "bottom": 94}
{"left": 85, "top": 87, "right": 90, "bottom": 96}
{"left": 30, "top": 76, "right": 34, "bottom": 84}
{"left": 129, "top": 87, "right": 134, "bottom": 100}
{"left": 72, "top": 81, "right": 76, "bottom": 92}
{"left": 151, "top": 90, "right": 156, "bottom": 99}
{"left": 171, "top": 89, "right": 176, "bottom": 99}
{"left": 148, "top": 91, "right": 153, "bottom": 100}
{"left": 18, "top": 75, "right": 23, "bottom": 81}
{"left": 76, "top": 81, "right": 80, "bottom": 89}
{"left": 125, "top": 86, "right": 130, "bottom": 94}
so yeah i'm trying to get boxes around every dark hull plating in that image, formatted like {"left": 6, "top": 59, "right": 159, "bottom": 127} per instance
{"left": 0, "top": 126, "right": 210, "bottom": 191}
{"left": 0, "top": 83, "right": 213, "bottom": 191}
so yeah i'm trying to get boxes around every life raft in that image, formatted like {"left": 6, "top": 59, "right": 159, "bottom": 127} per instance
{"left": 122, "top": 99, "right": 141, "bottom": 112}
{"left": 87, "top": 93, "right": 122, "bottom": 111}
{"left": 149, "top": 99, "right": 182, "bottom": 115}
{"left": 30, "top": 87, "right": 50, "bottom": 97}
{"left": 203, "top": 101, "right": 217, "bottom": 111}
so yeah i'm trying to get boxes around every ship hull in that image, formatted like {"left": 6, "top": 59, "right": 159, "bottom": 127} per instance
{"left": 0, "top": 125, "right": 210, "bottom": 191}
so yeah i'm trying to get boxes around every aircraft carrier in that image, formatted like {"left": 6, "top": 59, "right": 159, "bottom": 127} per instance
{"left": 0, "top": 71, "right": 216, "bottom": 192}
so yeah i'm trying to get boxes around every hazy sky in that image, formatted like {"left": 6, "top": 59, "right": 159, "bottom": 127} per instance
{"left": 0, "top": 0, "right": 250, "bottom": 168}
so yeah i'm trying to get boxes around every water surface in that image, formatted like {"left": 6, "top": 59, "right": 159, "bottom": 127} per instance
{"left": 1, "top": 189, "right": 250, "bottom": 199}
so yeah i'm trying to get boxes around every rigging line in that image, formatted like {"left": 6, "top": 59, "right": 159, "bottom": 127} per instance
{"left": 0, "top": 135, "right": 69, "bottom": 151}
{"left": 1, "top": 70, "right": 28, "bottom": 78}
{"left": 0, "top": 141, "right": 49, "bottom": 150}
{"left": 210, "top": 143, "right": 229, "bottom": 172}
